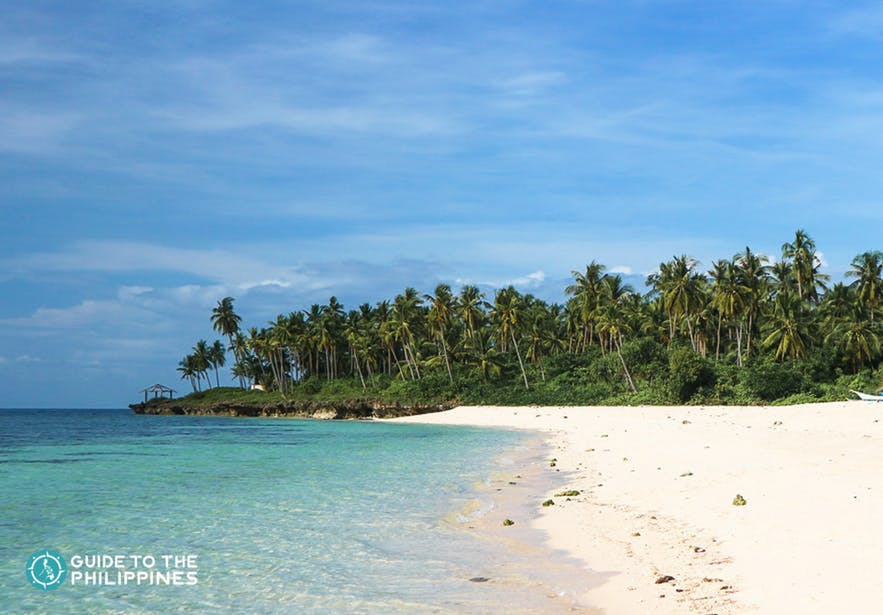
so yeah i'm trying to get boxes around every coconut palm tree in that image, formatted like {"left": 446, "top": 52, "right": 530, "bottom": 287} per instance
{"left": 523, "top": 299, "right": 564, "bottom": 382}
{"left": 763, "top": 291, "right": 812, "bottom": 361}
{"left": 566, "top": 261, "right": 606, "bottom": 350}
{"left": 847, "top": 251, "right": 883, "bottom": 322}
{"left": 466, "top": 329, "right": 505, "bottom": 382}
{"left": 649, "top": 255, "right": 706, "bottom": 349}
{"left": 391, "top": 289, "right": 424, "bottom": 380}
{"left": 425, "top": 283, "right": 457, "bottom": 383}
{"left": 211, "top": 297, "right": 243, "bottom": 387}
{"left": 735, "top": 246, "right": 770, "bottom": 361}
{"left": 820, "top": 282, "right": 855, "bottom": 323}
{"left": 491, "top": 286, "right": 529, "bottom": 389}
{"left": 209, "top": 340, "right": 226, "bottom": 387}
{"left": 177, "top": 355, "right": 199, "bottom": 392}
{"left": 781, "top": 229, "right": 827, "bottom": 302}
{"left": 709, "top": 259, "right": 748, "bottom": 364}
{"left": 192, "top": 340, "right": 213, "bottom": 389}
{"left": 458, "top": 285, "right": 487, "bottom": 341}
{"left": 595, "top": 275, "right": 639, "bottom": 392}
{"left": 825, "top": 307, "right": 882, "bottom": 373}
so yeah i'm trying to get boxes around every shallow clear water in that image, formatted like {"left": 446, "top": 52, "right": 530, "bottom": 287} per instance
{"left": 0, "top": 409, "right": 547, "bottom": 613}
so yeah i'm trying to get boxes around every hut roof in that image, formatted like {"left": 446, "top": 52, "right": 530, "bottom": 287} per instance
{"left": 140, "top": 384, "right": 176, "bottom": 393}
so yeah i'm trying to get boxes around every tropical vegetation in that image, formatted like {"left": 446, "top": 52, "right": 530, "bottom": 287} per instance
{"left": 173, "top": 231, "right": 883, "bottom": 406}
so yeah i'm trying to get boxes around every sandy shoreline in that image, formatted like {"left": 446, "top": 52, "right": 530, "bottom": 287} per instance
{"left": 392, "top": 401, "right": 883, "bottom": 614}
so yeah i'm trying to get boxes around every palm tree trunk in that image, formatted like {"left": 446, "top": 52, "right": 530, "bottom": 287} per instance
{"left": 668, "top": 309, "right": 675, "bottom": 341}
{"left": 511, "top": 331, "right": 529, "bottom": 390}
{"left": 400, "top": 341, "right": 416, "bottom": 380}
{"left": 736, "top": 323, "right": 744, "bottom": 367}
{"left": 746, "top": 312, "right": 754, "bottom": 359}
{"left": 409, "top": 341, "right": 421, "bottom": 379}
{"left": 392, "top": 347, "right": 408, "bottom": 380}
{"left": 616, "top": 337, "right": 638, "bottom": 393}
{"left": 439, "top": 328, "right": 453, "bottom": 384}
{"left": 686, "top": 312, "right": 696, "bottom": 351}
{"left": 352, "top": 346, "right": 366, "bottom": 389}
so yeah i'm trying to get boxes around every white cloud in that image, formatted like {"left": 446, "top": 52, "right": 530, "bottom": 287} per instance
{"left": 118, "top": 286, "right": 154, "bottom": 300}
{"left": 2, "top": 300, "right": 134, "bottom": 329}
{"left": 610, "top": 265, "right": 633, "bottom": 275}
{"left": 457, "top": 270, "right": 546, "bottom": 290}
{"left": 238, "top": 279, "right": 292, "bottom": 291}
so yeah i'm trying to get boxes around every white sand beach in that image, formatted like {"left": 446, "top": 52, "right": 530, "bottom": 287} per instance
{"left": 393, "top": 401, "right": 883, "bottom": 614}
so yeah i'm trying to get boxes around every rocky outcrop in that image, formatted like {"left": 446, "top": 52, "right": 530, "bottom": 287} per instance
{"left": 129, "top": 398, "right": 453, "bottom": 420}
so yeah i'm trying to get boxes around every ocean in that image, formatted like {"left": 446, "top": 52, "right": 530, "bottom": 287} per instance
{"left": 0, "top": 409, "right": 582, "bottom": 613}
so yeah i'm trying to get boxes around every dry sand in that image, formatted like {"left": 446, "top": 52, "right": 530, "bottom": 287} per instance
{"left": 392, "top": 401, "right": 883, "bottom": 614}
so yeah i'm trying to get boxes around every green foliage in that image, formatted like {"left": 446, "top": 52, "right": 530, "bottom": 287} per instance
{"left": 170, "top": 231, "right": 883, "bottom": 409}
{"left": 620, "top": 339, "right": 668, "bottom": 381}
{"left": 740, "top": 362, "right": 805, "bottom": 402}
{"left": 667, "top": 345, "right": 715, "bottom": 403}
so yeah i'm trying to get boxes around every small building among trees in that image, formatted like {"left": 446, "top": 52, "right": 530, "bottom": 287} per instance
{"left": 140, "top": 384, "right": 176, "bottom": 402}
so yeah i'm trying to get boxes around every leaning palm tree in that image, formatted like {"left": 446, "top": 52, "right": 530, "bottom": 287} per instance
{"left": 177, "top": 355, "right": 199, "bottom": 392}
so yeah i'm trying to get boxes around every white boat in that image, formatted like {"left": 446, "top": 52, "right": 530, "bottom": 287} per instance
{"left": 851, "top": 390, "right": 883, "bottom": 402}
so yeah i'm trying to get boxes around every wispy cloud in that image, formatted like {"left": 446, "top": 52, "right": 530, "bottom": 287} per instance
{"left": 0, "top": 109, "right": 80, "bottom": 154}
{"left": 455, "top": 270, "right": 546, "bottom": 290}
{"left": 3, "top": 1, "right": 883, "bottom": 406}
{"left": 3, "top": 241, "right": 313, "bottom": 290}
{"left": 828, "top": 6, "right": 883, "bottom": 39}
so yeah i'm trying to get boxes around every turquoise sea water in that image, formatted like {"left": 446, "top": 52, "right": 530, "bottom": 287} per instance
{"left": 0, "top": 409, "right": 555, "bottom": 613}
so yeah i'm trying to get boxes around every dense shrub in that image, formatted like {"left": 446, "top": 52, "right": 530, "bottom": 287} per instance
{"left": 740, "top": 362, "right": 805, "bottom": 401}
{"left": 667, "top": 345, "right": 716, "bottom": 403}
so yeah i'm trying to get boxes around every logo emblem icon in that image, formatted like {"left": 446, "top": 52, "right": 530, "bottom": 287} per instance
{"left": 25, "top": 549, "right": 67, "bottom": 590}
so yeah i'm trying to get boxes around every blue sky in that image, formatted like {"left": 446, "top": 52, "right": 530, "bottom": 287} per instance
{"left": 2, "top": 1, "right": 883, "bottom": 407}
